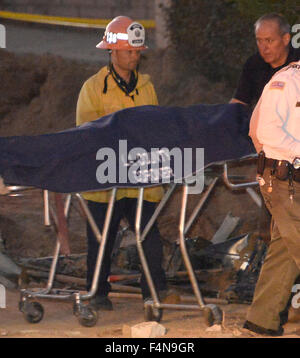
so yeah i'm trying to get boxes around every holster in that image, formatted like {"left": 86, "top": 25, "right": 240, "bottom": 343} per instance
{"left": 257, "top": 151, "right": 265, "bottom": 176}
{"left": 293, "top": 168, "right": 300, "bottom": 183}
{"left": 257, "top": 151, "right": 291, "bottom": 181}
{"left": 274, "top": 160, "right": 290, "bottom": 181}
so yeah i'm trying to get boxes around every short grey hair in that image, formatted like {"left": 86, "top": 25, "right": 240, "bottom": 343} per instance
{"left": 254, "top": 13, "right": 291, "bottom": 35}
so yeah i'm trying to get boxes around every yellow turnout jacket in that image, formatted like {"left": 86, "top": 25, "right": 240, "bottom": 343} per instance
{"left": 76, "top": 66, "right": 164, "bottom": 203}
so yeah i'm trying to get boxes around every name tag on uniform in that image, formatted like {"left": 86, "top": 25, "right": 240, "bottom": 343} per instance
{"left": 270, "top": 81, "right": 285, "bottom": 90}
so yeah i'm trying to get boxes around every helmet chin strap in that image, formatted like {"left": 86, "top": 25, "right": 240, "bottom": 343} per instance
{"left": 103, "top": 51, "right": 139, "bottom": 96}
{"left": 110, "top": 64, "right": 138, "bottom": 96}
{"left": 103, "top": 51, "right": 112, "bottom": 94}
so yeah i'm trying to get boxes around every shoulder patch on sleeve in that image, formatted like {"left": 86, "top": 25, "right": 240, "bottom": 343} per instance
{"left": 269, "top": 81, "right": 285, "bottom": 90}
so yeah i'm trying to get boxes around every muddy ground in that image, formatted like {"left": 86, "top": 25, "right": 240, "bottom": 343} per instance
{"left": 0, "top": 23, "right": 300, "bottom": 339}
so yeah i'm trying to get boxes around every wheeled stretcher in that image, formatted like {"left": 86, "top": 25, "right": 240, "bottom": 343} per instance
{"left": 0, "top": 103, "right": 256, "bottom": 327}
{"left": 2, "top": 156, "right": 258, "bottom": 327}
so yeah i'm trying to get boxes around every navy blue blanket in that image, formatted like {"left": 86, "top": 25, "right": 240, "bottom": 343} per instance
{"left": 0, "top": 103, "right": 255, "bottom": 193}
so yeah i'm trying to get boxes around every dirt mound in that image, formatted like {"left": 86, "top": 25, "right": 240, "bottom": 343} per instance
{"left": 0, "top": 50, "right": 98, "bottom": 136}
{"left": 0, "top": 47, "right": 233, "bottom": 137}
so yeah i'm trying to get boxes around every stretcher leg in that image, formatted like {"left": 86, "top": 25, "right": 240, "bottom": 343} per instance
{"left": 180, "top": 182, "right": 223, "bottom": 326}
{"left": 179, "top": 184, "right": 205, "bottom": 309}
{"left": 75, "top": 189, "right": 116, "bottom": 301}
{"left": 135, "top": 179, "right": 223, "bottom": 326}
{"left": 140, "top": 183, "right": 177, "bottom": 241}
{"left": 135, "top": 187, "right": 162, "bottom": 321}
{"left": 19, "top": 189, "right": 118, "bottom": 327}
{"left": 71, "top": 189, "right": 117, "bottom": 326}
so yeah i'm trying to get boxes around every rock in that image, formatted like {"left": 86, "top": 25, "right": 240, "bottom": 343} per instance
{"left": 232, "top": 328, "right": 242, "bottom": 336}
{"left": 131, "top": 321, "right": 167, "bottom": 338}
{"left": 19, "top": 330, "right": 40, "bottom": 334}
{"left": 66, "top": 331, "right": 81, "bottom": 336}
{"left": 288, "top": 307, "right": 300, "bottom": 323}
{"left": 122, "top": 324, "right": 132, "bottom": 337}
{"left": 205, "top": 324, "right": 222, "bottom": 333}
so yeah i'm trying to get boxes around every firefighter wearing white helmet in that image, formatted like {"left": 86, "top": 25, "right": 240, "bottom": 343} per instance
{"left": 76, "top": 16, "right": 167, "bottom": 311}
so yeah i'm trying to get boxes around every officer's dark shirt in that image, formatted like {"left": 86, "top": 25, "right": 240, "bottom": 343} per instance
{"left": 233, "top": 46, "right": 300, "bottom": 107}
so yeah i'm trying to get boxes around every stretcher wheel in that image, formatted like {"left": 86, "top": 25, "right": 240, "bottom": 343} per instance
{"left": 203, "top": 304, "right": 223, "bottom": 327}
{"left": 20, "top": 301, "right": 44, "bottom": 324}
{"left": 78, "top": 306, "right": 98, "bottom": 327}
{"left": 144, "top": 304, "right": 163, "bottom": 322}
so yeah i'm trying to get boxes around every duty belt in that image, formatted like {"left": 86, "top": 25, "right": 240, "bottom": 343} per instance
{"left": 264, "top": 158, "right": 281, "bottom": 168}
{"left": 257, "top": 151, "right": 300, "bottom": 183}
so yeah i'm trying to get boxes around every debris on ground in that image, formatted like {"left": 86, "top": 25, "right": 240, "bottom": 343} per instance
{"left": 222, "top": 236, "right": 267, "bottom": 303}
{"left": 211, "top": 212, "right": 240, "bottom": 245}
{"left": 129, "top": 321, "right": 167, "bottom": 338}
{"left": 6, "top": 228, "right": 266, "bottom": 306}
{"left": 0, "top": 183, "right": 266, "bottom": 305}
{"left": 205, "top": 324, "right": 222, "bottom": 333}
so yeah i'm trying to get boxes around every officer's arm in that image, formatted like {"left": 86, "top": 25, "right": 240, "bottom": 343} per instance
{"left": 229, "top": 98, "right": 248, "bottom": 106}
{"left": 230, "top": 59, "right": 253, "bottom": 106}
{"left": 256, "top": 77, "right": 300, "bottom": 161}
{"left": 249, "top": 96, "right": 263, "bottom": 153}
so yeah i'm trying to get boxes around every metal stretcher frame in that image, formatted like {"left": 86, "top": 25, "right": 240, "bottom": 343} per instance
{"left": 137, "top": 179, "right": 224, "bottom": 323}
{"left": 5, "top": 158, "right": 258, "bottom": 327}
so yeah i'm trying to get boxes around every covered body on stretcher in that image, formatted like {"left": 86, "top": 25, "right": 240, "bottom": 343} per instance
{"left": 0, "top": 102, "right": 256, "bottom": 327}
{"left": 0, "top": 103, "right": 254, "bottom": 192}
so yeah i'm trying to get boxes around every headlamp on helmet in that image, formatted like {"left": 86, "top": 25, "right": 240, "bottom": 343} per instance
{"left": 96, "top": 16, "right": 147, "bottom": 50}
